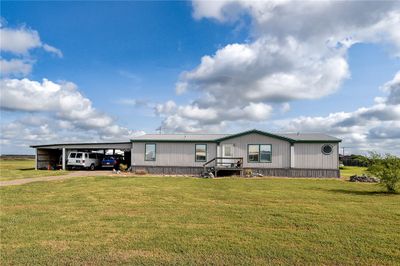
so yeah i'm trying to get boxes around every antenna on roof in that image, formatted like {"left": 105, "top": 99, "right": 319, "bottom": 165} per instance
{"left": 156, "top": 126, "right": 163, "bottom": 134}
{"left": 297, "top": 132, "right": 300, "bottom": 136}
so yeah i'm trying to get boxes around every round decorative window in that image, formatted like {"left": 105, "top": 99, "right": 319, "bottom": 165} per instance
{"left": 322, "top": 144, "right": 333, "bottom": 155}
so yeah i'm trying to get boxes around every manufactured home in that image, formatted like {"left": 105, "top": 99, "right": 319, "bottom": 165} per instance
{"left": 131, "top": 129, "right": 341, "bottom": 177}
{"left": 31, "top": 129, "right": 341, "bottom": 178}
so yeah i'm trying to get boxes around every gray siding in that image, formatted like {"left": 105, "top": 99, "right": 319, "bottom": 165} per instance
{"left": 219, "top": 133, "right": 291, "bottom": 168}
{"left": 132, "top": 142, "right": 217, "bottom": 167}
{"left": 131, "top": 134, "right": 339, "bottom": 171}
{"left": 294, "top": 143, "right": 339, "bottom": 169}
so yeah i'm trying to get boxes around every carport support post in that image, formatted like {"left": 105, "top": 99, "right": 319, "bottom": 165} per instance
{"left": 35, "top": 148, "right": 38, "bottom": 170}
{"left": 62, "top": 148, "right": 66, "bottom": 170}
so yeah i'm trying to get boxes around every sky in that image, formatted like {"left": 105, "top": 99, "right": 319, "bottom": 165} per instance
{"left": 1, "top": 1, "right": 399, "bottom": 155}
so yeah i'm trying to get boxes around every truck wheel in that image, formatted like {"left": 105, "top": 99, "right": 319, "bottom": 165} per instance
{"left": 90, "top": 164, "right": 95, "bottom": 171}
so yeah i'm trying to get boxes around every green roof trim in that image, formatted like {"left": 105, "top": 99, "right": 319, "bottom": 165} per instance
{"left": 215, "top": 129, "right": 295, "bottom": 143}
{"left": 130, "top": 139, "right": 213, "bottom": 143}
{"left": 292, "top": 140, "right": 342, "bottom": 143}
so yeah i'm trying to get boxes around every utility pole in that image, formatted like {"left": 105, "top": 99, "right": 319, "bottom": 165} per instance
{"left": 341, "top": 147, "right": 350, "bottom": 156}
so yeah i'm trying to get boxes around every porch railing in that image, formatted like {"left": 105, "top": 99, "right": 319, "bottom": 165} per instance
{"left": 203, "top": 157, "right": 243, "bottom": 169}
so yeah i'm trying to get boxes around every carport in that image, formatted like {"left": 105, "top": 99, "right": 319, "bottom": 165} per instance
{"left": 30, "top": 142, "right": 132, "bottom": 170}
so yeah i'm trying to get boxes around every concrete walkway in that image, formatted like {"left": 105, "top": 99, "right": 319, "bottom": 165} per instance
{"left": 0, "top": 171, "right": 115, "bottom": 187}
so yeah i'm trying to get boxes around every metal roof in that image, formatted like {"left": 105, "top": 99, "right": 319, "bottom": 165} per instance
{"left": 131, "top": 129, "right": 341, "bottom": 143}
{"left": 30, "top": 141, "right": 131, "bottom": 148}
{"left": 131, "top": 133, "right": 230, "bottom": 142}
{"left": 277, "top": 133, "right": 341, "bottom": 142}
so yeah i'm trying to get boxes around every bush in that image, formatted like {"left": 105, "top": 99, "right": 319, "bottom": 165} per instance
{"left": 119, "top": 163, "right": 127, "bottom": 171}
{"left": 367, "top": 152, "right": 400, "bottom": 193}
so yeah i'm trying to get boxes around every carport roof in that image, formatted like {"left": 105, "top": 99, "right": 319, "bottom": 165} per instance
{"left": 30, "top": 141, "right": 131, "bottom": 148}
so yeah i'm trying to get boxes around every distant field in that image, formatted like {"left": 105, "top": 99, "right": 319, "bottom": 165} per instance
{"left": 1, "top": 175, "right": 399, "bottom": 265}
{"left": 340, "top": 166, "right": 368, "bottom": 178}
{"left": 0, "top": 159, "right": 66, "bottom": 181}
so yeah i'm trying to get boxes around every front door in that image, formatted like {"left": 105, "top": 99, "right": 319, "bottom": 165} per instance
{"left": 221, "top": 144, "right": 234, "bottom": 167}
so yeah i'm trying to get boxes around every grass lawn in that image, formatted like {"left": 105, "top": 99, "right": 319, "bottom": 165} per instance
{"left": 340, "top": 166, "right": 368, "bottom": 179}
{"left": 1, "top": 176, "right": 399, "bottom": 265}
{"left": 0, "top": 159, "right": 66, "bottom": 181}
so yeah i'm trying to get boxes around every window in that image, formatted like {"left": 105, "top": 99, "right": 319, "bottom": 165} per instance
{"left": 248, "top": 144, "right": 272, "bottom": 163}
{"left": 322, "top": 144, "right": 333, "bottom": 155}
{"left": 76, "top": 153, "right": 83, "bottom": 158}
{"left": 248, "top": 145, "right": 259, "bottom": 162}
{"left": 145, "top": 144, "right": 156, "bottom": 161}
{"left": 260, "top": 145, "right": 272, "bottom": 162}
{"left": 69, "top": 153, "right": 76, "bottom": 158}
{"left": 195, "top": 144, "right": 207, "bottom": 162}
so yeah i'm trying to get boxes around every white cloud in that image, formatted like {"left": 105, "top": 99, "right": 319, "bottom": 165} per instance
{"left": 0, "top": 20, "right": 142, "bottom": 154}
{"left": 155, "top": 1, "right": 400, "bottom": 155}
{"left": 180, "top": 37, "right": 349, "bottom": 103}
{"left": 0, "top": 115, "right": 145, "bottom": 154}
{"left": 0, "top": 21, "right": 62, "bottom": 77}
{"left": 0, "top": 58, "right": 33, "bottom": 77}
{"left": 242, "top": 102, "right": 272, "bottom": 120}
{"left": 382, "top": 71, "right": 400, "bottom": 105}
{"left": 42, "top": 44, "right": 63, "bottom": 58}
{"left": 280, "top": 102, "right": 290, "bottom": 113}
{"left": 275, "top": 73, "right": 400, "bottom": 155}
{"left": 0, "top": 26, "right": 41, "bottom": 54}
{"left": 155, "top": 100, "right": 273, "bottom": 132}
{"left": 0, "top": 24, "right": 62, "bottom": 57}
{"left": 180, "top": 1, "right": 400, "bottom": 108}
{"left": 0, "top": 78, "right": 143, "bottom": 141}
{"left": 155, "top": 100, "right": 177, "bottom": 115}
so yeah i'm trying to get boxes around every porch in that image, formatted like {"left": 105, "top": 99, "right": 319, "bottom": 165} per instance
{"left": 203, "top": 157, "right": 244, "bottom": 177}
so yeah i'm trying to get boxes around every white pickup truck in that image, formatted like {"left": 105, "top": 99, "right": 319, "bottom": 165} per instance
{"left": 67, "top": 151, "right": 102, "bottom": 170}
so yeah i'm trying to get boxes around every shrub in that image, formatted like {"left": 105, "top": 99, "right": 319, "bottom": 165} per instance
{"left": 244, "top": 169, "right": 252, "bottom": 176}
{"left": 119, "top": 163, "right": 127, "bottom": 171}
{"left": 367, "top": 152, "right": 400, "bottom": 193}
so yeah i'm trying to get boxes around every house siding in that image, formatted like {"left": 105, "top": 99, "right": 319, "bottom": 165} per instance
{"left": 294, "top": 143, "right": 339, "bottom": 169}
{"left": 132, "top": 142, "right": 217, "bottom": 167}
{"left": 219, "top": 133, "right": 291, "bottom": 168}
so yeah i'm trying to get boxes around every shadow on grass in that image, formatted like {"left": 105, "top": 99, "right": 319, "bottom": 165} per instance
{"left": 327, "top": 188, "right": 398, "bottom": 196}
{"left": 19, "top": 168, "right": 36, "bottom": 171}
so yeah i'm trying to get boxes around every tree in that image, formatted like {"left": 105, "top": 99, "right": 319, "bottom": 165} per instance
{"left": 367, "top": 152, "right": 400, "bottom": 193}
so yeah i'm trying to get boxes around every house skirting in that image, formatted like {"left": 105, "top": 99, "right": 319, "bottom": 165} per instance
{"left": 246, "top": 168, "right": 340, "bottom": 178}
{"left": 132, "top": 166, "right": 204, "bottom": 175}
{"left": 131, "top": 166, "right": 340, "bottom": 178}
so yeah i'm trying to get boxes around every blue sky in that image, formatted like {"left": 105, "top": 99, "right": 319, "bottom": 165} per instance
{"left": 1, "top": 1, "right": 400, "bottom": 154}
{"left": 2, "top": 1, "right": 248, "bottom": 130}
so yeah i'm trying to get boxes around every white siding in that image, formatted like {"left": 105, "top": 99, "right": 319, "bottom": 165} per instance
{"left": 220, "top": 133, "right": 291, "bottom": 168}
{"left": 294, "top": 143, "right": 338, "bottom": 169}
{"left": 132, "top": 142, "right": 217, "bottom": 167}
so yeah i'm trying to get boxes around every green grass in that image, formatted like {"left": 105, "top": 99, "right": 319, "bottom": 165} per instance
{"left": 340, "top": 166, "right": 368, "bottom": 178}
{"left": 0, "top": 159, "right": 67, "bottom": 181}
{"left": 1, "top": 176, "right": 399, "bottom": 265}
